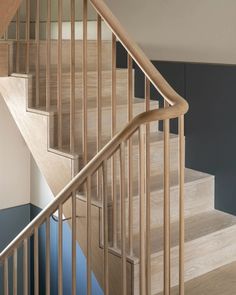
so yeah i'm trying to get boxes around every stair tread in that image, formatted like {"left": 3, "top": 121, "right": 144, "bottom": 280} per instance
{"left": 106, "top": 168, "right": 213, "bottom": 201}
{"left": 156, "top": 260, "right": 236, "bottom": 295}
{"left": 33, "top": 96, "right": 158, "bottom": 114}
{"left": 132, "top": 209, "right": 236, "bottom": 258}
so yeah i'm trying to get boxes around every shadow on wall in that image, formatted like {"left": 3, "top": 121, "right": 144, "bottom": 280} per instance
{"left": 0, "top": 205, "right": 103, "bottom": 295}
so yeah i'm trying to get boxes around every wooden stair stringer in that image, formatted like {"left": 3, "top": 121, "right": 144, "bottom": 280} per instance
{"left": 0, "top": 75, "right": 77, "bottom": 195}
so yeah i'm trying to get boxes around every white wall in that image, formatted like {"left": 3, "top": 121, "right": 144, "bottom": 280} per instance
{"left": 0, "top": 97, "right": 54, "bottom": 210}
{"left": 30, "top": 156, "right": 54, "bottom": 209}
{"left": 0, "top": 97, "right": 30, "bottom": 210}
{"left": 106, "top": 0, "right": 236, "bottom": 64}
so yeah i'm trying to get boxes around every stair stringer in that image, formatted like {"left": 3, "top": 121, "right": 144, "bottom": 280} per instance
{"left": 0, "top": 75, "right": 78, "bottom": 195}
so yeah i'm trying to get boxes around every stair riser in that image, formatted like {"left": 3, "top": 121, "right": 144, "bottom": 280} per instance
{"left": 105, "top": 136, "right": 179, "bottom": 187}
{"left": 59, "top": 102, "right": 159, "bottom": 152}
{"left": 80, "top": 135, "right": 179, "bottom": 198}
{"left": 110, "top": 176, "right": 214, "bottom": 238}
{"left": 133, "top": 224, "right": 236, "bottom": 294}
{"left": 32, "top": 69, "right": 132, "bottom": 108}
{"left": 14, "top": 40, "right": 112, "bottom": 73}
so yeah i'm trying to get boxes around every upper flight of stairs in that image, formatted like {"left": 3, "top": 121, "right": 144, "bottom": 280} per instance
{"left": 1, "top": 34, "right": 236, "bottom": 294}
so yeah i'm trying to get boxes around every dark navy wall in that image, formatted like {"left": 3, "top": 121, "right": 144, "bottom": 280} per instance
{"left": 0, "top": 204, "right": 103, "bottom": 295}
{"left": 30, "top": 205, "right": 103, "bottom": 295}
{"left": 117, "top": 40, "right": 236, "bottom": 217}
{"left": 0, "top": 204, "right": 31, "bottom": 295}
{"left": 184, "top": 63, "right": 236, "bottom": 215}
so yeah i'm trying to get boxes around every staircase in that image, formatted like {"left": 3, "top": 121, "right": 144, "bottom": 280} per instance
{"left": 0, "top": 0, "right": 236, "bottom": 294}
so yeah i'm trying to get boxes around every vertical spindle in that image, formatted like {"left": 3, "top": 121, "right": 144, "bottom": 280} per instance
{"left": 13, "top": 249, "right": 17, "bottom": 295}
{"left": 58, "top": 204, "right": 63, "bottom": 295}
{"left": 70, "top": 0, "right": 75, "bottom": 153}
{"left": 111, "top": 33, "right": 117, "bottom": 248}
{"left": 16, "top": 9, "right": 20, "bottom": 73}
{"left": 102, "top": 160, "right": 109, "bottom": 295}
{"left": 34, "top": 228, "right": 39, "bottom": 295}
{"left": 127, "top": 54, "right": 133, "bottom": 256}
{"left": 46, "top": 0, "right": 51, "bottom": 111}
{"left": 87, "top": 177, "right": 92, "bottom": 295}
{"left": 164, "top": 101, "right": 171, "bottom": 295}
{"left": 139, "top": 125, "right": 146, "bottom": 295}
{"left": 120, "top": 142, "right": 127, "bottom": 295}
{"left": 25, "top": 0, "right": 30, "bottom": 74}
{"left": 179, "top": 115, "right": 185, "bottom": 295}
{"left": 145, "top": 77, "right": 151, "bottom": 295}
{"left": 83, "top": 0, "right": 88, "bottom": 164}
{"left": 72, "top": 192, "right": 76, "bottom": 295}
{"left": 46, "top": 217, "right": 51, "bottom": 295}
{"left": 57, "top": 0, "right": 62, "bottom": 148}
{"left": 35, "top": 0, "right": 40, "bottom": 107}
{"left": 23, "top": 239, "right": 28, "bottom": 295}
{"left": 4, "top": 257, "right": 8, "bottom": 295}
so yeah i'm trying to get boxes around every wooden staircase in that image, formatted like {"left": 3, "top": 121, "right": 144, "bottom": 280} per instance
{"left": 0, "top": 0, "right": 236, "bottom": 294}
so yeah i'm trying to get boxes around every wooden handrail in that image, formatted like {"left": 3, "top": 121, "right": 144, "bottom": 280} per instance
{"left": 0, "top": 0, "right": 189, "bottom": 293}
{"left": 90, "top": 0, "right": 188, "bottom": 114}
{"left": 0, "top": 105, "right": 185, "bottom": 262}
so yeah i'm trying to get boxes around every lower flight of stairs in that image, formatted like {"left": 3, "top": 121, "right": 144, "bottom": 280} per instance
{"left": 1, "top": 39, "right": 236, "bottom": 294}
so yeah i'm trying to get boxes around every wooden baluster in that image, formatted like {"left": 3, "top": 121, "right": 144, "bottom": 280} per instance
{"left": 127, "top": 54, "right": 133, "bottom": 256}
{"left": 70, "top": 0, "right": 75, "bottom": 153}
{"left": 97, "top": 14, "right": 102, "bottom": 200}
{"left": 72, "top": 192, "right": 76, "bottom": 295}
{"left": 46, "top": 217, "right": 51, "bottom": 295}
{"left": 164, "top": 100, "right": 171, "bottom": 295}
{"left": 102, "top": 160, "right": 109, "bottom": 295}
{"left": 23, "top": 239, "right": 29, "bottom": 295}
{"left": 179, "top": 115, "right": 185, "bottom": 295}
{"left": 16, "top": 9, "right": 20, "bottom": 73}
{"left": 120, "top": 142, "right": 127, "bottom": 295}
{"left": 83, "top": 0, "right": 88, "bottom": 164}
{"left": 35, "top": 0, "right": 40, "bottom": 107}
{"left": 46, "top": 0, "right": 51, "bottom": 111}
{"left": 58, "top": 204, "right": 63, "bottom": 295}
{"left": 145, "top": 77, "right": 151, "bottom": 295}
{"left": 139, "top": 125, "right": 146, "bottom": 295}
{"left": 4, "top": 257, "right": 8, "bottom": 295}
{"left": 87, "top": 177, "right": 92, "bottom": 295}
{"left": 34, "top": 228, "right": 39, "bottom": 295}
{"left": 13, "top": 249, "right": 17, "bottom": 295}
{"left": 57, "top": 0, "right": 62, "bottom": 148}
{"left": 111, "top": 33, "right": 117, "bottom": 248}
{"left": 25, "top": 0, "right": 30, "bottom": 74}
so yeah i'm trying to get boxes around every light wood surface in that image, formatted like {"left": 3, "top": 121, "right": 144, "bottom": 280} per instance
{"left": 0, "top": 0, "right": 21, "bottom": 37}
{"left": 0, "top": 42, "right": 13, "bottom": 76}
{"left": 162, "top": 261, "right": 236, "bottom": 295}
{"left": 133, "top": 210, "right": 236, "bottom": 294}
{"left": 15, "top": 40, "right": 112, "bottom": 73}
{"left": 108, "top": 168, "right": 214, "bottom": 237}
{"left": 0, "top": 76, "right": 75, "bottom": 195}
